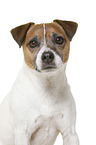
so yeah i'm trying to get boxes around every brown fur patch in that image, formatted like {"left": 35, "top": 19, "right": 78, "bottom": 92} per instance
{"left": 45, "top": 22, "right": 70, "bottom": 63}
{"left": 22, "top": 24, "right": 44, "bottom": 69}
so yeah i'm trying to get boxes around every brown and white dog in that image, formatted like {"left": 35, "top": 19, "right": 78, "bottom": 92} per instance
{"left": 0, "top": 20, "right": 79, "bottom": 145}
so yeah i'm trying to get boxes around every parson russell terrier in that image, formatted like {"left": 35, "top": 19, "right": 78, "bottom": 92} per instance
{"left": 0, "top": 20, "right": 79, "bottom": 145}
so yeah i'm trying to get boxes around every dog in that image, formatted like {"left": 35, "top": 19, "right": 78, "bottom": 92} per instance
{"left": 0, "top": 19, "right": 79, "bottom": 145}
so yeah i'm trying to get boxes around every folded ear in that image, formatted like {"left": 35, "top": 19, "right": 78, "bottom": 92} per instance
{"left": 53, "top": 19, "right": 78, "bottom": 41}
{"left": 11, "top": 22, "right": 35, "bottom": 47}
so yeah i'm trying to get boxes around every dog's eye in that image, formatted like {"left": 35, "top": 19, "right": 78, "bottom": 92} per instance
{"left": 28, "top": 40, "right": 38, "bottom": 48}
{"left": 55, "top": 36, "right": 64, "bottom": 45}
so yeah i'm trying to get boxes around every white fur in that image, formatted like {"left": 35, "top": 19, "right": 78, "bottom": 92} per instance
{"left": 43, "top": 23, "right": 46, "bottom": 45}
{"left": 0, "top": 61, "right": 79, "bottom": 145}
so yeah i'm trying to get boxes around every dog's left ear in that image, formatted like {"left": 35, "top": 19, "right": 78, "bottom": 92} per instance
{"left": 11, "top": 22, "right": 35, "bottom": 48}
{"left": 53, "top": 19, "right": 78, "bottom": 41}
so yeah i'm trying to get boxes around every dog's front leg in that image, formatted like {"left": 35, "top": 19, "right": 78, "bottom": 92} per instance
{"left": 62, "top": 125, "right": 79, "bottom": 145}
{"left": 14, "top": 127, "right": 30, "bottom": 145}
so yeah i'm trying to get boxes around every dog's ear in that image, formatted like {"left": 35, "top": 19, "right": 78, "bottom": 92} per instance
{"left": 53, "top": 19, "right": 78, "bottom": 41}
{"left": 11, "top": 22, "right": 35, "bottom": 48}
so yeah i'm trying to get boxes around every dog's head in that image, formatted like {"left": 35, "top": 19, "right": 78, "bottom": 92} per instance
{"left": 11, "top": 20, "right": 78, "bottom": 72}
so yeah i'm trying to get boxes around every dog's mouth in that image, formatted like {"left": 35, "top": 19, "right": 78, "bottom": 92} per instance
{"left": 34, "top": 64, "right": 57, "bottom": 72}
{"left": 42, "top": 65, "right": 57, "bottom": 71}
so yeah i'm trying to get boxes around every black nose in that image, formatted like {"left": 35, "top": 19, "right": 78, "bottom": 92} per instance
{"left": 42, "top": 51, "right": 54, "bottom": 64}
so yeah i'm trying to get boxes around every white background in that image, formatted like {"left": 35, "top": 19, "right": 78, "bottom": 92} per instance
{"left": 0, "top": 0, "right": 96, "bottom": 145}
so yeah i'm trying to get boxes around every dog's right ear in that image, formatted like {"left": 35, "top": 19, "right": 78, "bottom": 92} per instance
{"left": 53, "top": 19, "right": 78, "bottom": 41}
{"left": 11, "top": 22, "right": 35, "bottom": 48}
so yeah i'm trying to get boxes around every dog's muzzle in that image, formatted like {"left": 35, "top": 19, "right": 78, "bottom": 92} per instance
{"left": 35, "top": 47, "right": 63, "bottom": 72}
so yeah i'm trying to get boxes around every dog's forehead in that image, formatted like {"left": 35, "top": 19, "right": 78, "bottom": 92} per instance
{"left": 45, "top": 22, "right": 66, "bottom": 36}
{"left": 26, "top": 22, "right": 66, "bottom": 39}
{"left": 26, "top": 24, "right": 44, "bottom": 39}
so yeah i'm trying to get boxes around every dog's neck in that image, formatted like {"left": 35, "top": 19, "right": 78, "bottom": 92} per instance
{"left": 22, "top": 62, "right": 68, "bottom": 94}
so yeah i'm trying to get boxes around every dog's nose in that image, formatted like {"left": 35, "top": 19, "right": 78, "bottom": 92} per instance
{"left": 42, "top": 51, "right": 54, "bottom": 64}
